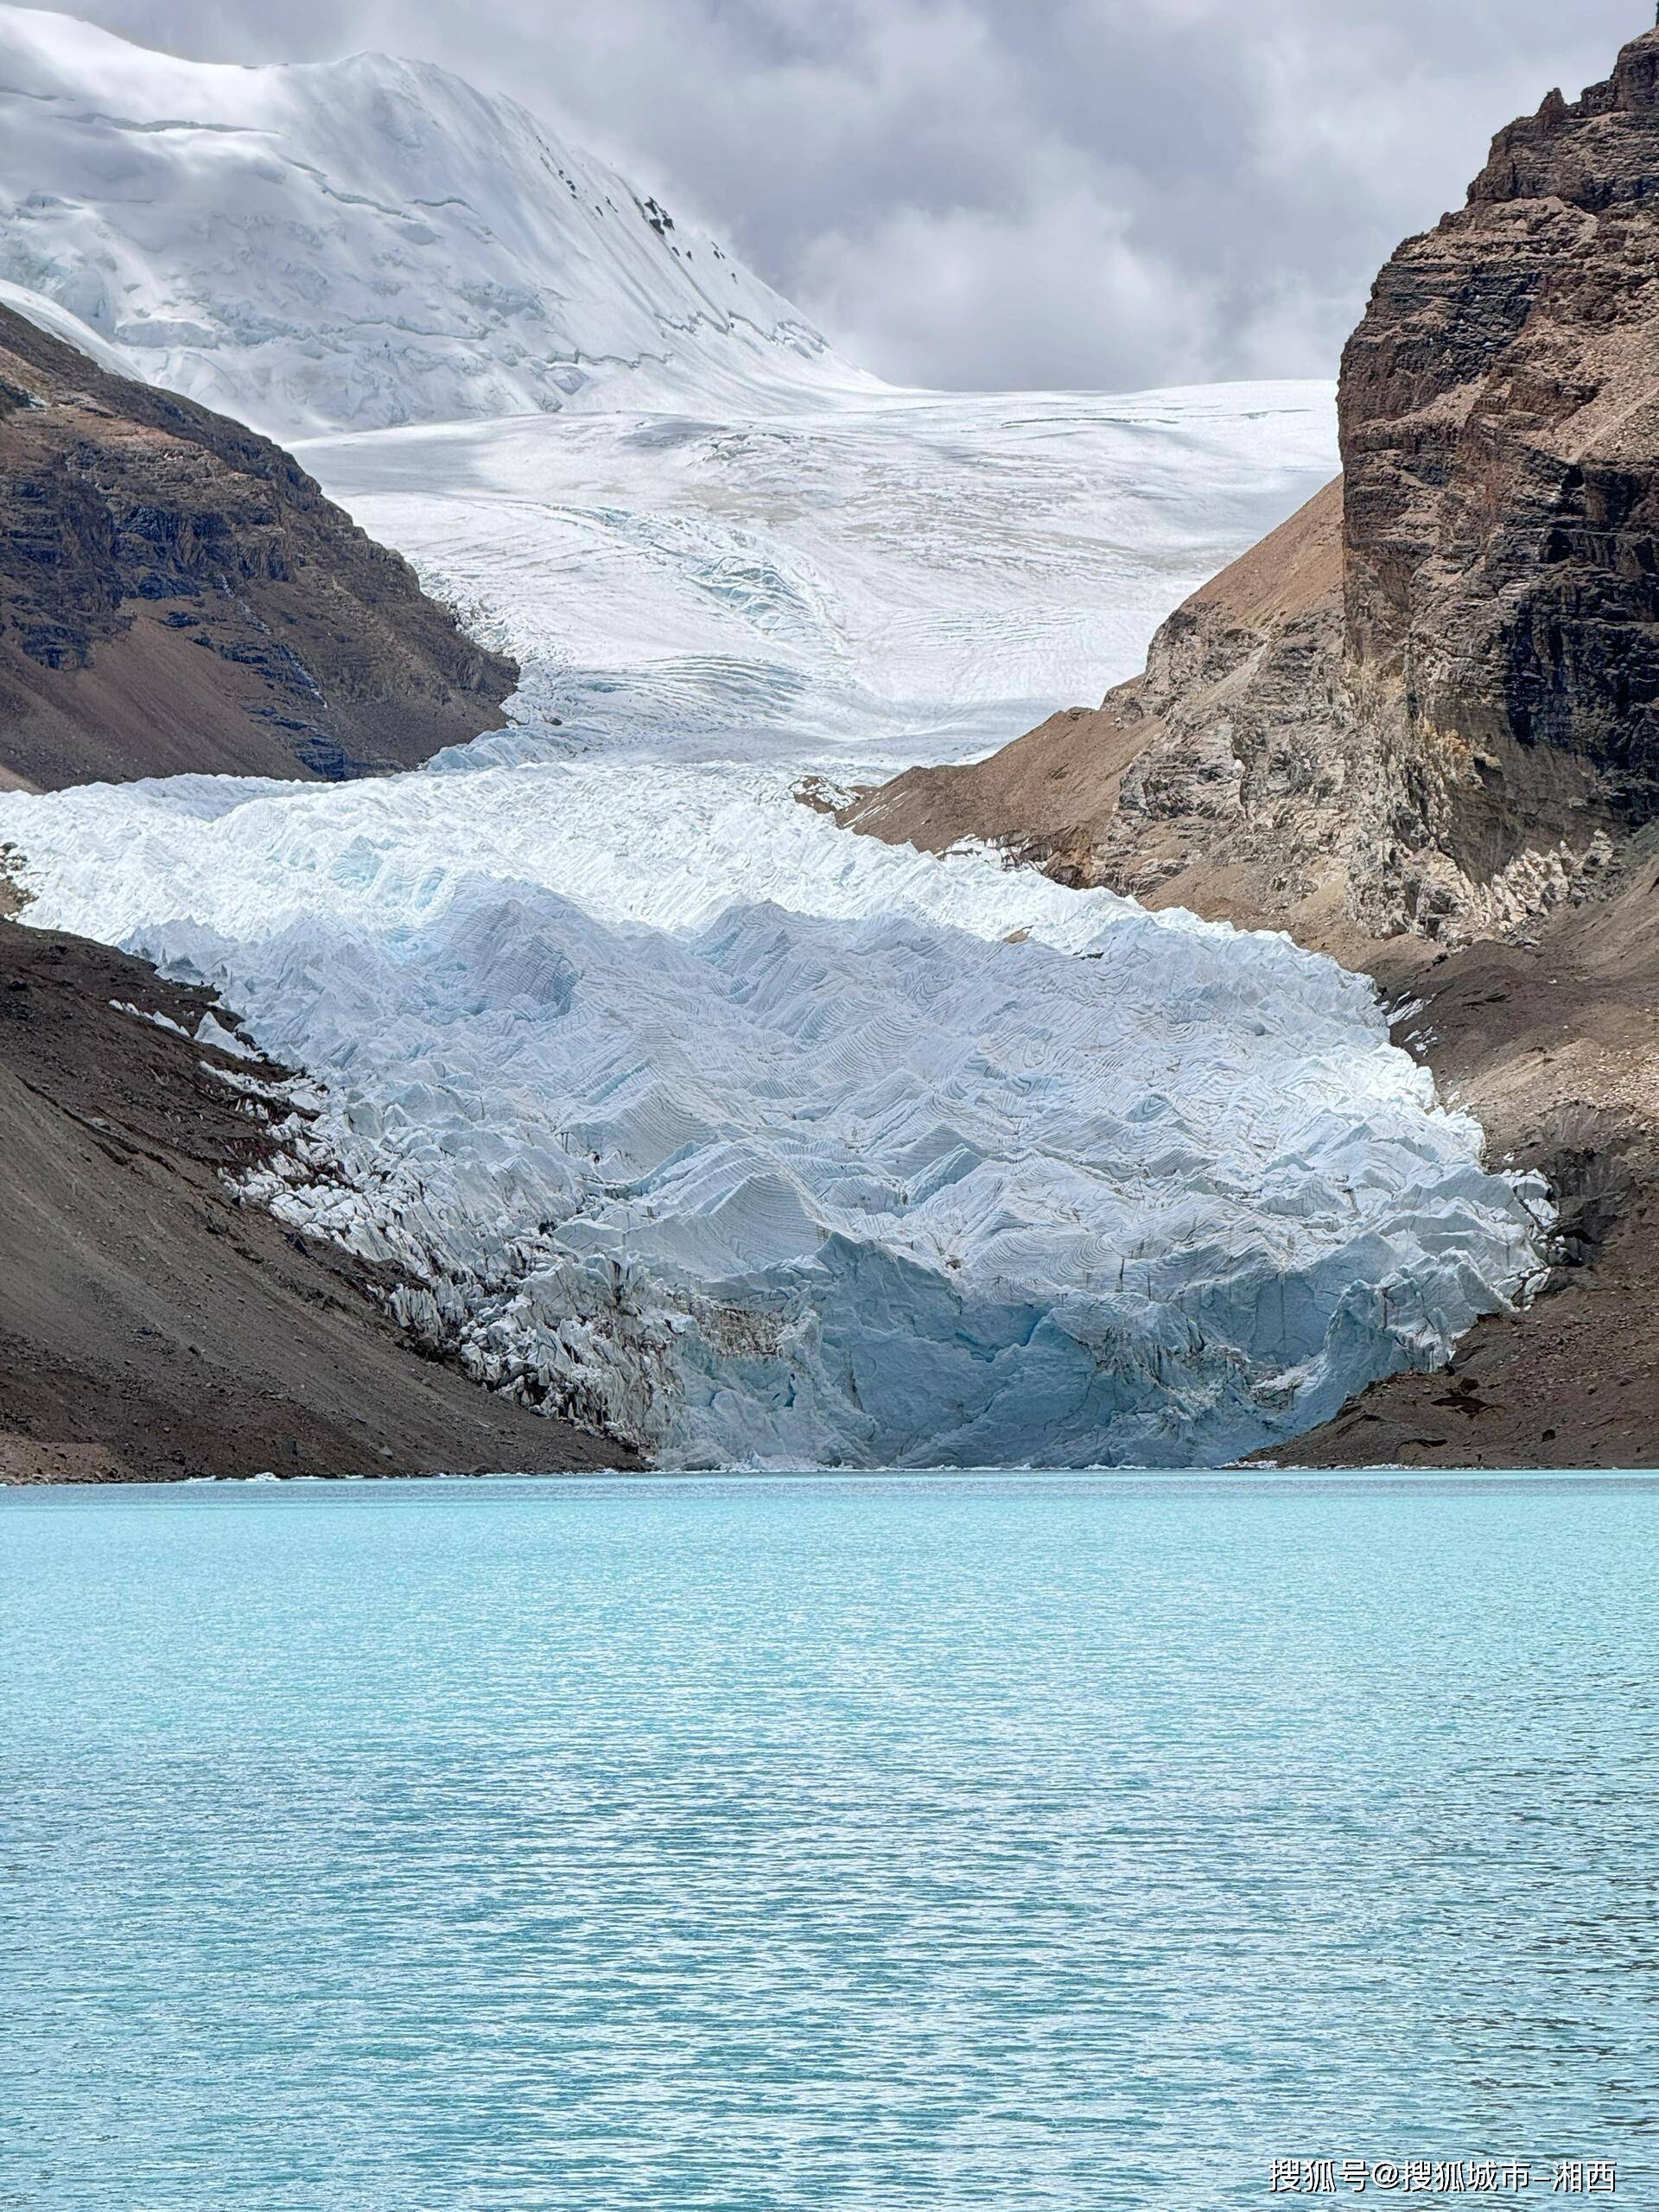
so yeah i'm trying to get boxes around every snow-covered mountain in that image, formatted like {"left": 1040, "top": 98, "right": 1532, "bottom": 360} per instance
{"left": 0, "top": 5, "right": 863, "bottom": 439}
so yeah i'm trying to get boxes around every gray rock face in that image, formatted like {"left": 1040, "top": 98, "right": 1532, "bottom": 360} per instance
{"left": 1338, "top": 28, "right": 1659, "bottom": 938}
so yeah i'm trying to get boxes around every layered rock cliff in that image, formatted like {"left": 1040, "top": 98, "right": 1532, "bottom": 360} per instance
{"left": 0, "top": 301, "right": 517, "bottom": 790}
{"left": 849, "top": 29, "right": 1659, "bottom": 957}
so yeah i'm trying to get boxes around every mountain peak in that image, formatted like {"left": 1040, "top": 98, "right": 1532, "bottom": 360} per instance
{"left": 0, "top": 7, "right": 868, "bottom": 438}
{"left": 1469, "top": 24, "right": 1659, "bottom": 207}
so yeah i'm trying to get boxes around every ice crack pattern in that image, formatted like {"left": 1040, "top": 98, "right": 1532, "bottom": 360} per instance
{"left": 2, "top": 761, "right": 1548, "bottom": 1467}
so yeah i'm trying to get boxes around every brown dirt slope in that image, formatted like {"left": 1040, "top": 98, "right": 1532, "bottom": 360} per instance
{"left": 0, "top": 917, "right": 626, "bottom": 1483}
{"left": 0, "top": 303, "right": 517, "bottom": 790}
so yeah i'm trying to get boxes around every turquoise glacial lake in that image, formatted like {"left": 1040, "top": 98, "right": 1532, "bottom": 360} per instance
{"left": 3, "top": 1472, "right": 1655, "bottom": 2209}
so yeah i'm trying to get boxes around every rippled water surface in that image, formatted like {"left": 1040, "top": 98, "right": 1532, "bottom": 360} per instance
{"left": 3, "top": 1473, "right": 1656, "bottom": 2209}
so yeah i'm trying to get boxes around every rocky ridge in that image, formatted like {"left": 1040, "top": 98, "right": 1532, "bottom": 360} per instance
{"left": 0, "top": 300, "right": 517, "bottom": 791}
{"left": 849, "top": 30, "right": 1659, "bottom": 957}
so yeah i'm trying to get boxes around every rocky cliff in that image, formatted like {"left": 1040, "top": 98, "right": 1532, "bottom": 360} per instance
{"left": 849, "top": 29, "right": 1659, "bottom": 957}
{"left": 0, "top": 302, "right": 517, "bottom": 790}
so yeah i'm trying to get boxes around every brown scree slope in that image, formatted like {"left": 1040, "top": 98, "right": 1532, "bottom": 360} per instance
{"left": 0, "top": 916, "right": 626, "bottom": 1482}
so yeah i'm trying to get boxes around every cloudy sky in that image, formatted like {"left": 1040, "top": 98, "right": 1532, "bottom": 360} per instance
{"left": 30, "top": 0, "right": 1648, "bottom": 391}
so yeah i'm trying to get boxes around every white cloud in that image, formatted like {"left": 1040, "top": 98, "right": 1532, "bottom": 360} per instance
{"left": 797, "top": 174, "right": 1214, "bottom": 394}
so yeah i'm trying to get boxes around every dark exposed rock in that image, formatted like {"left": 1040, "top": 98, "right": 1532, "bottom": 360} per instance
{"left": 0, "top": 304, "right": 518, "bottom": 791}
{"left": 1337, "top": 30, "right": 1659, "bottom": 940}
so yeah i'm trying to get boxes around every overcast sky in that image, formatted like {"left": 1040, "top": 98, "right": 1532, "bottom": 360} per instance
{"left": 29, "top": 0, "right": 1649, "bottom": 391}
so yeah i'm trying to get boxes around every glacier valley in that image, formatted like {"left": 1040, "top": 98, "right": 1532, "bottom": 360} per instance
{"left": 0, "top": 15, "right": 1551, "bottom": 1467}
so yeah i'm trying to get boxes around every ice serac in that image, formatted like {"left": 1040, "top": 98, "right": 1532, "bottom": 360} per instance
{"left": 0, "top": 5, "right": 863, "bottom": 440}
{"left": 0, "top": 762, "right": 1547, "bottom": 1470}
{"left": 848, "top": 29, "right": 1659, "bottom": 954}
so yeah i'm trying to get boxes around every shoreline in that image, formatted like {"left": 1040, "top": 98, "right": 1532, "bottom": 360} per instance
{"left": 9, "top": 1465, "right": 1656, "bottom": 1494}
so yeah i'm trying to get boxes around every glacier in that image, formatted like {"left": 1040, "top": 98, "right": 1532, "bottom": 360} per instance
{"left": 302, "top": 378, "right": 1340, "bottom": 768}
{"left": 0, "top": 753, "right": 1548, "bottom": 1468}
{"left": 0, "top": 14, "right": 1550, "bottom": 1467}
